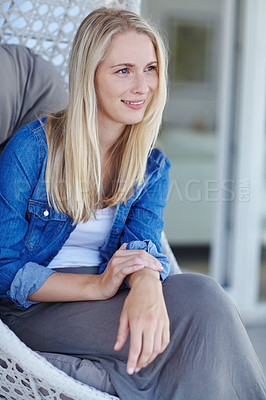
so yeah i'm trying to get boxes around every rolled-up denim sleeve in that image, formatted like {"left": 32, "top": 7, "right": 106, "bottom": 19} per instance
{"left": 126, "top": 240, "right": 169, "bottom": 282}
{"left": 7, "top": 262, "right": 56, "bottom": 310}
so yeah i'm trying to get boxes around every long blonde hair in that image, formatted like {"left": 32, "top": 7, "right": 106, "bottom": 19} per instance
{"left": 45, "top": 7, "right": 168, "bottom": 224}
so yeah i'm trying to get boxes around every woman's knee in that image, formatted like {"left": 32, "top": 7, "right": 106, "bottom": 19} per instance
{"left": 164, "top": 272, "right": 223, "bottom": 298}
{"left": 163, "top": 273, "right": 239, "bottom": 323}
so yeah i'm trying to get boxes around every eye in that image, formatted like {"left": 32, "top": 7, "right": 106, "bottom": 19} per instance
{"left": 117, "top": 68, "right": 129, "bottom": 74}
{"left": 146, "top": 65, "right": 157, "bottom": 72}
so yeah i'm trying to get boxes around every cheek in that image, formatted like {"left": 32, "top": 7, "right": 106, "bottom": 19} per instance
{"left": 149, "top": 75, "right": 159, "bottom": 93}
{"left": 96, "top": 75, "right": 115, "bottom": 98}
{"left": 103, "top": 81, "right": 125, "bottom": 101}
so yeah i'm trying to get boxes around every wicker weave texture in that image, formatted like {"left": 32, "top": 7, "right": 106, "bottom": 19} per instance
{"left": 0, "top": 320, "right": 119, "bottom": 400}
{"left": 0, "top": 0, "right": 141, "bottom": 83}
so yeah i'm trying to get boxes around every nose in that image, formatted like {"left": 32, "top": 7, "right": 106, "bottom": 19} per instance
{"left": 131, "top": 73, "right": 148, "bottom": 94}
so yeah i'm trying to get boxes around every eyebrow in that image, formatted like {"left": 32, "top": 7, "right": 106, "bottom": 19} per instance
{"left": 110, "top": 61, "right": 158, "bottom": 69}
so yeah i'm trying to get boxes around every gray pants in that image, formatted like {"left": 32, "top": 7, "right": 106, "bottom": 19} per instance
{"left": 1, "top": 273, "right": 266, "bottom": 400}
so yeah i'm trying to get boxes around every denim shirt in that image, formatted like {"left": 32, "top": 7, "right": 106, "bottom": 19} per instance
{"left": 0, "top": 119, "right": 171, "bottom": 310}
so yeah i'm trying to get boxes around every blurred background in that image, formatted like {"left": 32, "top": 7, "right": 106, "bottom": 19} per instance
{"left": 1, "top": 0, "right": 266, "bottom": 371}
{"left": 142, "top": 0, "right": 266, "bottom": 371}
{"left": 141, "top": 0, "right": 266, "bottom": 314}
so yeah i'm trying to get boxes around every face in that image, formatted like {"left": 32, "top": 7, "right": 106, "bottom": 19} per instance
{"left": 94, "top": 31, "right": 159, "bottom": 134}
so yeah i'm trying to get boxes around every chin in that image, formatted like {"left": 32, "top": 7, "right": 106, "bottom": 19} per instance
{"left": 126, "top": 119, "right": 143, "bottom": 125}
{"left": 124, "top": 114, "right": 145, "bottom": 126}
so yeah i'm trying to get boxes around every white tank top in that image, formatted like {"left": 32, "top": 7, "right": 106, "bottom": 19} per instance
{"left": 48, "top": 206, "right": 116, "bottom": 269}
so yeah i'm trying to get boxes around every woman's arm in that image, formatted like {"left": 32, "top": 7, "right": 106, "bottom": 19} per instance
{"left": 114, "top": 268, "right": 170, "bottom": 375}
{"left": 113, "top": 150, "right": 172, "bottom": 374}
{"left": 27, "top": 271, "right": 100, "bottom": 302}
{"left": 28, "top": 244, "right": 163, "bottom": 302}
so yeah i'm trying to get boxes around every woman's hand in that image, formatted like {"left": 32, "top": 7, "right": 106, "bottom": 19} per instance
{"left": 114, "top": 268, "right": 170, "bottom": 374}
{"left": 98, "top": 244, "right": 163, "bottom": 300}
{"left": 28, "top": 244, "right": 163, "bottom": 303}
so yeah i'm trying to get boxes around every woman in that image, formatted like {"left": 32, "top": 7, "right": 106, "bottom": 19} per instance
{"left": 0, "top": 8, "right": 265, "bottom": 400}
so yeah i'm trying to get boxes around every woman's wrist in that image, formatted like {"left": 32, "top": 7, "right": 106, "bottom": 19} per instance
{"left": 126, "top": 267, "right": 161, "bottom": 288}
{"left": 82, "top": 274, "right": 105, "bottom": 300}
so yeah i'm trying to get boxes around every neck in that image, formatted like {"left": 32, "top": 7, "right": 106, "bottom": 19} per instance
{"left": 97, "top": 118, "right": 126, "bottom": 156}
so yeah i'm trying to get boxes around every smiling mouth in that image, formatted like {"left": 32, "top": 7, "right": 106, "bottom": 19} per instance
{"left": 121, "top": 100, "right": 145, "bottom": 105}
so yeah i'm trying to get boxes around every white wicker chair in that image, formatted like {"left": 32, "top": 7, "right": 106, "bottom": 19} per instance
{"left": 0, "top": 319, "right": 119, "bottom": 400}
{"left": 0, "top": 0, "right": 141, "bottom": 86}
{"left": 0, "top": 1, "right": 181, "bottom": 398}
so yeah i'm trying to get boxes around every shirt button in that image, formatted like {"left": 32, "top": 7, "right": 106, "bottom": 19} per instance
{"left": 43, "top": 210, "right": 49, "bottom": 217}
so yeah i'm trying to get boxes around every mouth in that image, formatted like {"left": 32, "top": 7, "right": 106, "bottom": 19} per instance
{"left": 121, "top": 100, "right": 145, "bottom": 105}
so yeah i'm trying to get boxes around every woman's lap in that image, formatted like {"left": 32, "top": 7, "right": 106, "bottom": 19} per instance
{"left": 1, "top": 273, "right": 266, "bottom": 399}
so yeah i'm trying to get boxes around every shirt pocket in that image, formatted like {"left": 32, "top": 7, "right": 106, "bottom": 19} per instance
{"left": 25, "top": 200, "right": 68, "bottom": 251}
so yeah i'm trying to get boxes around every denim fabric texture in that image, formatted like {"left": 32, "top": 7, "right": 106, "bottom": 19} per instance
{"left": 0, "top": 119, "right": 171, "bottom": 309}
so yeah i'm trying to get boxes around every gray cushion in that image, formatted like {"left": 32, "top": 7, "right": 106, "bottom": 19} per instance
{"left": 0, "top": 44, "right": 67, "bottom": 150}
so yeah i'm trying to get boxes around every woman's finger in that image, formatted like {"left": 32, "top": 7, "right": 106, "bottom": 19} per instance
{"left": 127, "top": 326, "right": 143, "bottom": 375}
{"left": 121, "top": 264, "right": 144, "bottom": 276}
{"left": 137, "top": 320, "right": 170, "bottom": 370}
{"left": 135, "top": 324, "right": 155, "bottom": 370}
{"left": 112, "top": 256, "right": 161, "bottom": 275}
{"left": 146, "top": 322, "right": 170, "bottom": 367}
{"left": 114, "top": 249, "right": 162, "bottom": 270}
{"left": 116, "top": 256, "right": 162, "bottom": 271}
{"left": 114, "top": 311, "right": 129, "bottom": 352}
{"left": 161, "top": 323, "right": 170, "bottom": 352}
{"left": 143, "top": 328, "right": 163, "bottom": 367}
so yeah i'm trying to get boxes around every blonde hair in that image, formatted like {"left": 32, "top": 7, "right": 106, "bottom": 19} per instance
{"left": 45, "top": 7, "right": 168, "bottom": 224}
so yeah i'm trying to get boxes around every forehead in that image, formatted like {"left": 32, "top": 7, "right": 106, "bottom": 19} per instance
{"left": 104, "top": 31, "right": 157, "bottom": 65}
